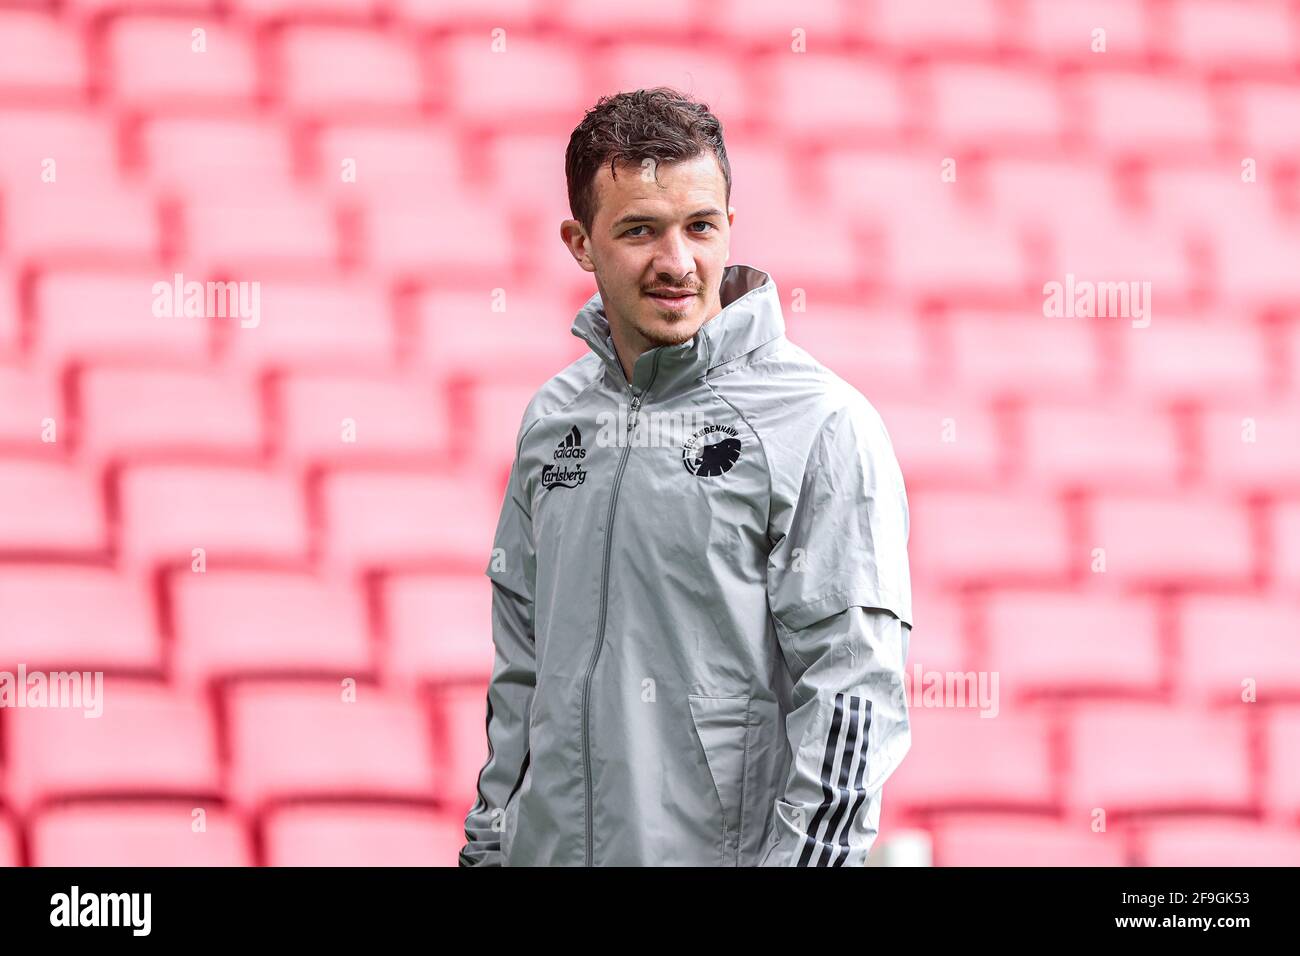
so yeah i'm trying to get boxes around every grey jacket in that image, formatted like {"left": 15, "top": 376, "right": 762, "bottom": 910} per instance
{"left": 460, "top": 264, "right": 913, "bottom": 866}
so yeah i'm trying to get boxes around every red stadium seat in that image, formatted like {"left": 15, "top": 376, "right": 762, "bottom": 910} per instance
{"left": 30, "top": 803, "right": 253, "bottom": 866}
{"left": 1200, "top": 397, "right": 1300, "bottom": 491}
{"left": 931, "top": 812, "right": 1130, "bottom": 866}
{"left": 318, "top": 467, "right": 499, "bottom": 569}
{"left": 168, "top": 569, "right": 374, "bottom": 686}
{"left": 262, "top": 803, "right": 465, "bottom": 866}
{"left": 116, "top": 463, "right": 309, "bottom": 566}
{"left": 106, "top": 16, "right": 259, "bottom": 108}
{"left": 1067, "top": 703, "right": 1253, "bottom": 814}
{"left": 1020, "top": 0, "right": 1149, "bottom": 61}
{"left": 0, "top": 459, "right": 105, "bottom": 556}
{"left": 272, "top": 371, "right": 449, "bottom": 464}
{"left": 3, "top": 678, "right": 222, "bottom": 814}
{"left": 1138, "top": 816, "right": 1300, "bottom": 866}
{"left": 1176, "top": 594, "right": 1300, "bottom": 702}
{"left": 440, "top": 34, "right": 589, "bottom": 124}
{"left": 1018, "top": 398, "right": 1183, "bottom": 491}
{"left": 0, "top": 10, "right": 87, "bottom": 98}
{"left": 948, "top": 310, "right": 1103, "bottom": 400}
{"left": 0, "top": 565, "right": 160, "bottom": 672}
{"left": 0, "top": 363, "right": 62, "bottom": 453}
{"left": 909, "top": 488, "right": 1072, "bottom": 582}
{"left": 1265, "top": 707, "right": 1300, "bottom": 820}
{"left": 382, "top": 572, "right": 494, "bottom": 685}
{"left": 1086, "top": 492, "right": 1255, "bottom": 585}
{"left": 224, "top": 680, "right": 439, "bottom": 808}
{"left": 140, "top": 116, "right": 298, "bottom": 200}
{"left": 277, "top": 26, "right": 424, "bottom": 115}
{"left": 1081, "top": 72, "right": 1219, "bottom": 155}
{"left": 1275, "top": 502, "right": 1300, "bottom": 590}
{"left": 74, "top": 365, "right": 264, "bottom": 462}
{"left": 925, "top": 64, "right": 1066, "bottom": 148}
{"left": 871, "top": 392, "right": 1003, "bottom": 489}
{"left": 1169, "top": 0, "right": 1299, "bottom": 71}
{"left": 983, "top": 589, "right": 1163, "bottom": 697}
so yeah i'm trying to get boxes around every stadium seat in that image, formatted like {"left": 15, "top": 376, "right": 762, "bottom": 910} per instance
{"left": 168, "top": 569, "right": 374, "bottom": 686}
{"left": 1176, "top": 594, "right": 1300, "bottom": 702}
{"left": 106, "top": 16, "right": 259, "bottom": 108}
{"left": 224, "top": 680, "right": 439, "bottom": 808}
{"left": 262, "top": 803, "right": 464, "bottom": 866}
{"left": 381, "top": 572, "right": 494, "bottom": 685}
{"left": 30, "top": 803, "right": 253, "bottom": 866}
{"left": 1137, "top": 815, "right": 1300, "bottom": 866}
{"left": 908, "top": 488, "right": 1072, "bottom": 582}
{"left": 930, "top": 812, "right": 1130, "bottom": 866}
{"left": 1017, "top": 398, "right": 1183, "bottom": 490}
{"left": 0, "top": 459, "right": 105, "bottom": 556}
{"left": 1264, "top": 707, "right": 1300, "bottom": 820}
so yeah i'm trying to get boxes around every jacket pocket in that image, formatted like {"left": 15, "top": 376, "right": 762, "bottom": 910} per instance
{"left": 687, "top": 694, "right": 751, "bottom": 866}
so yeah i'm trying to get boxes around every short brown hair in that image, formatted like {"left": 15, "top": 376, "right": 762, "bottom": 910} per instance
{"left": 565, "top": 87, "right": 732, "bottom": 235}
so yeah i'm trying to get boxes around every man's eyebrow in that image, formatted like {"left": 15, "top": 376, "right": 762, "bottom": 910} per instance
{"left": 611, "top": 207, "right": 725, "bottom": 229}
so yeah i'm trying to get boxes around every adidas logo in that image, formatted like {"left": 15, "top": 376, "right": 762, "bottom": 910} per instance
{"left": 553, "top": 425, "right": 588, "bottom": 460}
{"left": 542, "top": 426, "right": 588, "bottom": 489}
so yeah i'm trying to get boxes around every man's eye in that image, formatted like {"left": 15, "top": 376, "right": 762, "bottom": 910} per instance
{"left": 626, "top": 225, "right": 649, "bottom": 237}
{"left": 690, "top": 221, "right": 715, "bottom": 232}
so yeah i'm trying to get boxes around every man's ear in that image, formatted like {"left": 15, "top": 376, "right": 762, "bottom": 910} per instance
{"left": 559, "top": 219, "right": 596, "bottom": 273}
{"left": 727, "top": 205, "right": 735, "bottom": 228}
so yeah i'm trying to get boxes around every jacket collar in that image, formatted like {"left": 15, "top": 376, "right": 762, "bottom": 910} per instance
{"left": 570, "top": 264, "right": 786, "bottom": 398}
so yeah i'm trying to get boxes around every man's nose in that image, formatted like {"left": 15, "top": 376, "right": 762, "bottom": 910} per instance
{"left": 652, "top": 228, "right": 695, "bottom": 282}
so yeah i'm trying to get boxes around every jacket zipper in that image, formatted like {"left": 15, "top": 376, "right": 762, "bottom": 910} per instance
{"left": 581, "top": 348, "right": 661, "bottom": 866}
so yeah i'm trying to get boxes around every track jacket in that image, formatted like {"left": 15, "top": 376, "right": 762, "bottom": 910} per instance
{"left": 460, "top": 263, "right": 913, "bottom": 867}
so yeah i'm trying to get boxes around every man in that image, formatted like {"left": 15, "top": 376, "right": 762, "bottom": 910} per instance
{"left": 460, "top": 87, "right": 912, "bottom": 867}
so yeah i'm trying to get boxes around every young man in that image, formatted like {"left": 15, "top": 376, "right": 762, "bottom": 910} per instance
{"left": 460, "top": 87, "right": 913, "bottom": 867}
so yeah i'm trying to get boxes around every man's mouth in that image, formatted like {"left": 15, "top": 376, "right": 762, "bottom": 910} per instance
{"left": 645, "top": 289, "right": 698, "bottom": 309}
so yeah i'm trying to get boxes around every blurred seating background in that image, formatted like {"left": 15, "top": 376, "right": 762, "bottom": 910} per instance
{"left": 0, "top": 0, "right": 1298, "bottom": 866}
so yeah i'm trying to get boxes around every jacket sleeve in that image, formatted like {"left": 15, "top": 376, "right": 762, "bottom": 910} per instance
{"left": 760, "top": 400, "right": 913, "bottom": 866}
{"left": 459, "top": 428, "right": 538, "bottom": 867}
{"left": 758, "top": 606, "right": 911, "bottom": 866}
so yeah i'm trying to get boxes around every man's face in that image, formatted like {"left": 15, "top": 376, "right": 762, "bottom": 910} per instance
{"left": 561, "top": 152, "right": 734, "bottom": 360}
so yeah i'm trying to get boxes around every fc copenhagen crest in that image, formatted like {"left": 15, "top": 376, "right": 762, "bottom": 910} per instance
{"left": 682, "top": 424, "right": 742, "bottom": 477}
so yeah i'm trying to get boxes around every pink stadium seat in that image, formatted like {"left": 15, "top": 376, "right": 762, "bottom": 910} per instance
{"left": 361, "top": 192, "right": 513, "bottom": 280}
{"left": 415, "top": 285, "right": 589, "bottom": 382}
{"left": 0, "top": 811, "right": 17, "bottom": 866}
{"left": 427, "top": 681, "right": 493, "bottom": 817}
{"left": 709, "top": 0, "right": 844, "bottom": 44}
{"left": 440, "top": 34, "right": 588, "bottom": 124}
{"left": 0, "top": 459, "right": 105, "bottom": 556}
{"left": 870, "top": 392, "right": 1003, "bottom": 488}
{"left": 168, "top": 569, "right": 374, "bottom": 685}
{"left": 314, "top": 120, "right": 464, "bottom": 202}
{"left": 931, "top": 813, "right": 1130, "bottom": 866}
{"left": 273, "top": 372, "right": 449, "bottom": 463}
{"left": 1176, "top": 594, "right": 1300, "bottom": 701}
{"left": 0, "top": 109, "right": 119, "bottom": 193}
{"left": 1236, "top": 81, "right": 1300, "bottom": 155}
{"left": 106, "top": 16, "right": 259, "bottom": 107}
{"left": 277, "top": 26, "right": 424, "bottom": 114}
{"left": 602, "top": 43, "right": 750, "bottom": 127}
{"left": 33, "top": 269, "right": 212, "bottom": 367}
{"left": 0, "top": 269, "right": 17, "bottom": 357}
{"left": 141, "top": 116, "right": 298, "bottom": 199}
{"left": 1275, "top": 501, "right": 1300, "bottom": 590}
{"left": 116, "top": 463, "right": 309, "bottom": 565}
{"left": 2, "top": 188, "right": 159, "bottom": 264}
{"left": 318, "top": 467, "right": 499, "bottom": 569}
{"left": 887, "top": 707, "right": 1056, "bottom": 812}
{"left": 0, "top": 363, "right": 61, "bottom": 452}
{"left": 382, "top": 572, "right": 494, "bottom": 685}
{"left": 1200, "top": 398, "right": 1300, "bottom": 490}
{"left": 727, "top": 195, "right": 860, "bottom": 295}
{"left": 462, "top": 379, "right": 547, "bottom": 476}
{"left": 221, "top": 276, "right": 395, "bottom": 372}
{"left": 1082, "top": 72, "right": 1219, "bottom": 154}
{"left": 0, "top": 565, "right": 159, "bottom": 672}
{"left": 555, "top": 0, "right": 700, "bottom": 36}
{"left": 1067, "top": 703, "right": 1253, "bottom": 814}
{"left": 63, "top": 0, "right": 215, "bottom": 12}
{"left": 224, "top": 680, "right": 439, "bottom": 808}
{"left": 859, "top": 0, "right": 1004, "bottom": 51}
{"left": 231, "top": 0, "right": 378, "bottom": 16}
{"left": 903, "top": 587, "right": 970, "bottom": 673}
{"left": 949, "top": 310, "right": 1102, "bottom": 400}
{"left": 1265, "top": 707, "right": 1300, "bottom": 819}
{"left": 1138, "top": 816, "right": 1300, "bottom": 866}
{"left": 983, "top": 589, "right": 1163, "bottom": 697}
{"left": 0, "top": 10, "right": 87, "bottom": 97}
{"left": 2, "top": 678, "right": 221, "bottom": 814}
{"left": 909, "top": 489, "right": 1072, "bottom": 582}
{"left": 481, "top": 131, "right": 573, "bottom": 208}
{"left": 1119, "top": 321, "right": 1270, "bottom": 401}
{"left": 181, "top": 193, "right": 341, "bottom": 272}
{"left": 925, "top": 64, "right": 1066, "bottom": 148}
{"left": 1020, "top": 0, "right": 1149, "bottom": 61}
{"left": 1169, "top": 0, "right": 1298, "bottom": 70}
{"left": 30, "top": 806, "right": 250, "bottom": 868}
{"left": 75, "top": 365, "right": 264, "bottom": 462}
{"left": 389, "top": 0, "right": 544, "bottom": 27}
{"left": 1018, "top": 398, "right": 1183, "bottom": 490}
{"left": 30, "top": 803, "right": 253, "bottom": 866}
{"left": 787, "top": 302, "right": 930, "bottom": 397}
{"left": 762, "top": 54, "right": 903, "bottom": 139}
{"left": 1086, "top": 492, "right": 1255, "bottom": 585}
{"left": 263, "top": 803, "right": 464, "bottom": 866}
